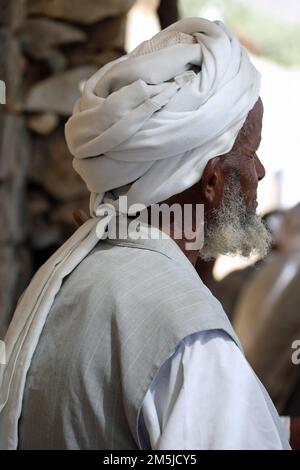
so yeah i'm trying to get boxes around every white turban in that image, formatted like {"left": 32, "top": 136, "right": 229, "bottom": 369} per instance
{"left": 65, "top": 17, "right": 260, "bottom": 216}
{"left": 0, "top": 18, "right": 260, "bottom": 449}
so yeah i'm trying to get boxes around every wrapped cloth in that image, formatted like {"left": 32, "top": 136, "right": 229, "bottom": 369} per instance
{"left": 65, "top": 17, "right": 260, "bottom": 215}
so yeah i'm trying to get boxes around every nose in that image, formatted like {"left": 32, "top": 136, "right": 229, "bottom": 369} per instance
{"left": 255, "top": 154, "right": 266, "bottom": 181}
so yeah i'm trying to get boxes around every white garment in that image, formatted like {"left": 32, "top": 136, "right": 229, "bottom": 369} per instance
{"left": 140, "top": 330, "right": 285, "bottom": 450}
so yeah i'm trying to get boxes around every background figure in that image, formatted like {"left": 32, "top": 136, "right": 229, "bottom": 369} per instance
{"left": 232, "top": 203, "right": 300, "bottom": 415}
{"left": 196, "top": 205, "right": 300, "bottom": 416}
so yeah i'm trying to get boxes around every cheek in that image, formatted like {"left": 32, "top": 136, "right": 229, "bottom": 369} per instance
{"left": 239, "top": 165, "right": 259, "bottom": 204}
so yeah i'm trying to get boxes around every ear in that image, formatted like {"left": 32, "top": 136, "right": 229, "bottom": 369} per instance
{"left": 200, "top": 156, "right": 225, "bottom": 207}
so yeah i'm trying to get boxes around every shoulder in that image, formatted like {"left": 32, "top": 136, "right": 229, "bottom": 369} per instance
{"left": 85, "top": 239, "right": 208, "bottom": 302}
{"left": 165, "top": 329, "right": 244, "bottom": 375}
{"left": 72, "top": 240, "right": 237, "bottom": 343}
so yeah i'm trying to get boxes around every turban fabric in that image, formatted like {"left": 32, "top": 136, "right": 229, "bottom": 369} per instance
{"left": 0, "top": 18, "right": 260, "bottom": 449}
{"left": 65, "top": 16, "right": 260, "bottom": 215}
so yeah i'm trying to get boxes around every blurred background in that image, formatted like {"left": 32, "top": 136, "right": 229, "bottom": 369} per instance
{"left": 1, "top": 0, "right": 300, "bottom": 418}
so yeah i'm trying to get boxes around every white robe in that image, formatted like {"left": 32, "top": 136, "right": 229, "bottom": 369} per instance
{"left": 140, "top": 330, "right": 288, "bottom": 450}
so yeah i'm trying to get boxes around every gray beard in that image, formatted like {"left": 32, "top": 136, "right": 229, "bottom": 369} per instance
{"left": 199, "top": 173, "right": 272, "bottom": 261}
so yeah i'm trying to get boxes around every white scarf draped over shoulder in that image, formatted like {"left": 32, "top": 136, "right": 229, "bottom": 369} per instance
{"left": 0, "top": 17, "right": 260, "bottom": 449}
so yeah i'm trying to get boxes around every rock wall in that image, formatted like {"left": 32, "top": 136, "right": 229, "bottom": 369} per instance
{"left": 0, "top": 0, "right": 135, "bottom": 336}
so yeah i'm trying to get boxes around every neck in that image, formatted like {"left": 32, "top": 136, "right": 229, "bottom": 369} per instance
{"left": 158, "top": 217, "right": 200, "bottom": 266}
{"left": 145, "top": 203, "right": 203, "bottom": 267}
{"left": 171, "top": 237, "right": 199, "bottom": 266}
{"left": 195, "top": 257, "right": 216, "bottom": 288}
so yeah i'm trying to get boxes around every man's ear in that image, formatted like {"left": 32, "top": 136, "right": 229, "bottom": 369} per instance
{"left": 200, "top": 156, "right": 225, "bottom": 207}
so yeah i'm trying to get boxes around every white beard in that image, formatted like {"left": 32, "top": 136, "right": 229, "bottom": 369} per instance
{"left": 199, "top": 173, "right": 272, "bottom": 261}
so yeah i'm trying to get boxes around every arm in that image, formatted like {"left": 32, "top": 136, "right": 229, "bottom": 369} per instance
{"left": 139, "top": 330, "right": 288, "bottom": 450}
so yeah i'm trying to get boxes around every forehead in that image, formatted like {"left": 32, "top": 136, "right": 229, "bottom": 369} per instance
{"left": 220, "top": 99, "right": 263, "bottom": 172}
{"left": 247, "top": 98, "right": 264, "bottom": 129}
{"left": 233, "top": 98, "right": 263, "bottom": 151}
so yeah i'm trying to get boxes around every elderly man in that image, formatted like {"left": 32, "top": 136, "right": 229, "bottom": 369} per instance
{"left": 0, "top": 18, "right": 290, "bottom": 450}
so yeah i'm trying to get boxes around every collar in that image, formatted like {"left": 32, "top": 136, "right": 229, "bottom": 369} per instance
{"left": 104, "top": 215, "right": 192, "bottom": 269}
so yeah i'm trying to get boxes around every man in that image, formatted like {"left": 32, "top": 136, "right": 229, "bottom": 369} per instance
{"left": 0, "top": 18, "right": 290, "bottom": 449}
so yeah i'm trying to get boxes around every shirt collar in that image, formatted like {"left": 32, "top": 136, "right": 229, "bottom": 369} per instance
{"left": 104, "top": 215, "right": 191, "bottom": 268}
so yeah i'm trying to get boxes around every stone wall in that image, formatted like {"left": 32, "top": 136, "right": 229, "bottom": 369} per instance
{"left": 0, "top": 0, "right": 135, "bottom": 336}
